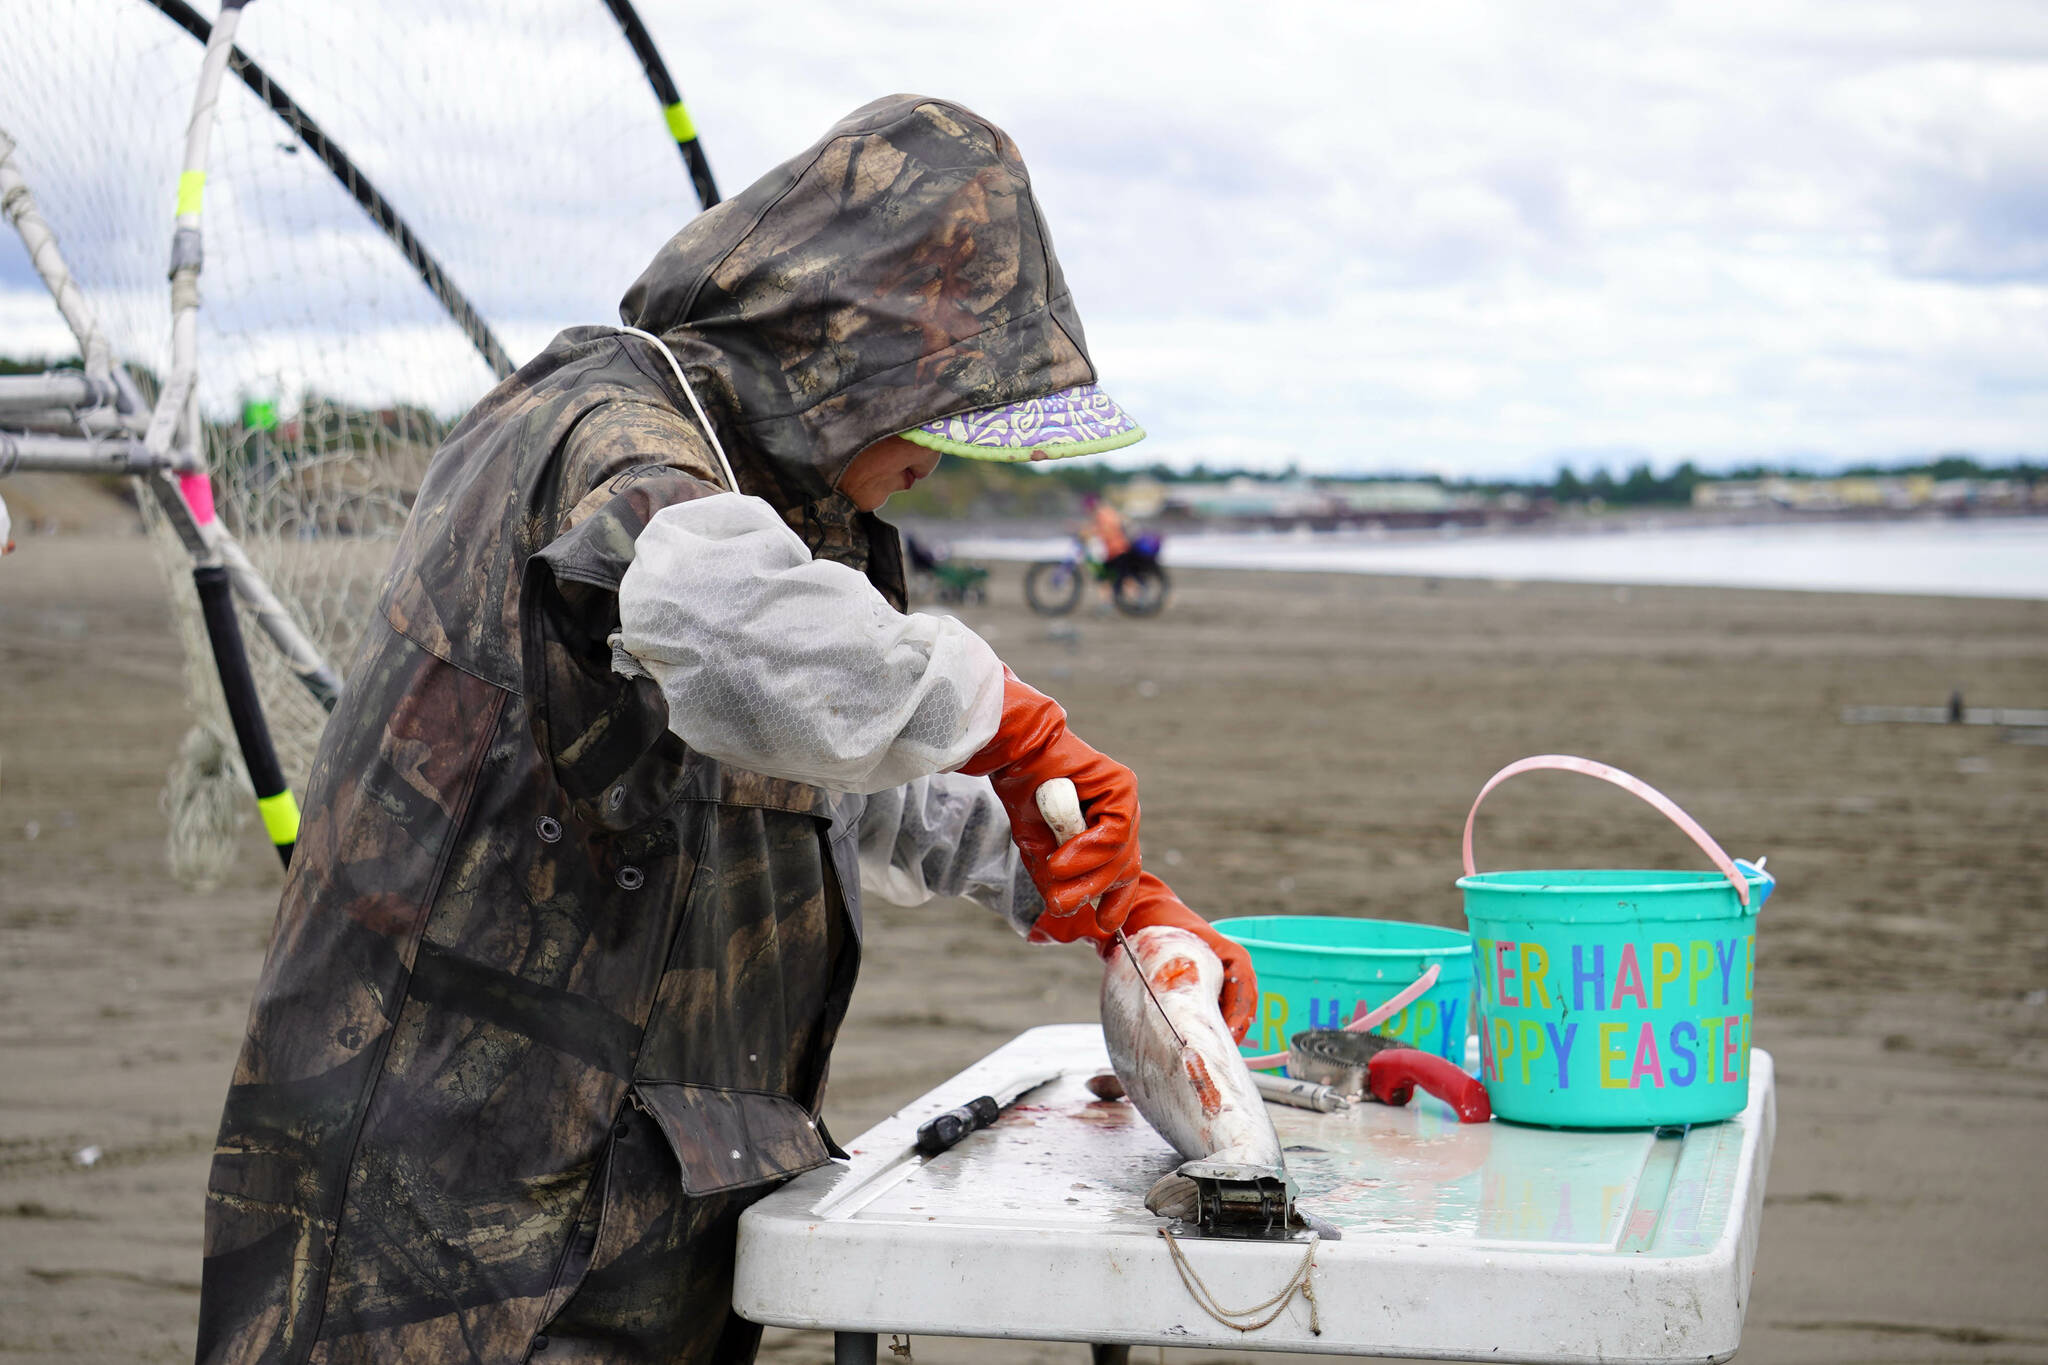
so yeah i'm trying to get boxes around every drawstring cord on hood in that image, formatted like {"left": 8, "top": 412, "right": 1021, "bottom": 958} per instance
{"left": 603, "top": 323, "right": 746, "bottom": 687}
{"left": 610, "top": 324, "right": 742, "bottom": 495}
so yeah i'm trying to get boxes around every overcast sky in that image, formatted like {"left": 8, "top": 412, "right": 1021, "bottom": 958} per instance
{"left": 4, "top": 0, "right": 2045, "bottom": 477}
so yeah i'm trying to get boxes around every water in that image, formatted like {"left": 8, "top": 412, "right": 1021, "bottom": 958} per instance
{"left": 951, "top": 517, "right": 2048, "bottom": 601}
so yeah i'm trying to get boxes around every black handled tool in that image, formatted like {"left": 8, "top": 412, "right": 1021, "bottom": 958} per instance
{"left": 913, "top": 1071, "right": 1060, "bottom": 1157}
{"left": 914, "top": 1095, "right": 1001, "bottom": 1156}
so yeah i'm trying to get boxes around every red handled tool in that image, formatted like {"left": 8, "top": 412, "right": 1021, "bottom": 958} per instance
{"left": 1365, "top": 1047, "right": 1491, "bottom": 1123}
{"left": 1288, "top": 1029, "right": 1491, "bottom": 1124}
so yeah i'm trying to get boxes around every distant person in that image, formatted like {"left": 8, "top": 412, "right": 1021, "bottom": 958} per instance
{"left": 1082, "top": 491, "right": 1130, "bottom": 561}
{"left": 1078, "top": 493, "right": 1158, "bottom": 603}
{"left": 0, "top": 489, "right": 12, "bottom": 554}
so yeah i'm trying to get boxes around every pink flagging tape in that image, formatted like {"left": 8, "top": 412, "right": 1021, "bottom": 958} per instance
{"left": 178, "top": 471, "right": 216, "bottom": 526}
{"left": 1241, "top": 963, "right": 1443, "bottom": 1071}
{"left": 1460, "top": 754, "right": 1749, "bottom": 906}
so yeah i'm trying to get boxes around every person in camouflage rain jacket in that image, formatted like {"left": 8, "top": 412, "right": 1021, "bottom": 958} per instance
{"left": 197, "top": 94, "right": 1257, "bottom": 1364}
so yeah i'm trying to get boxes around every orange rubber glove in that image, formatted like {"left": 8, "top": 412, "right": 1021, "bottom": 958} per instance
{"left": 1112, "top": 872, "right": 1259, "bottom": 1042}
{"left": 960, "top": 670, "right": 1141, "bottom": 942}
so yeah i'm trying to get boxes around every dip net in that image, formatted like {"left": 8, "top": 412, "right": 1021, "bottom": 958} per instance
{"left": 1, "top": 0, "right": 709, "bottom": 883}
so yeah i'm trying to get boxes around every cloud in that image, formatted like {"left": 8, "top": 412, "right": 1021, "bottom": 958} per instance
{"left": 1, "top": 0, "right": 2044, "bottom": 473}
{"left": 1840, "top": 65, "right": 2048, "bottom": 282}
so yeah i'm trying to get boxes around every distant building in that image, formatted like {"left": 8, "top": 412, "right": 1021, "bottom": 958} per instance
{"left": 1131, "top": 475, "right": 1534, "bottom": 526}
{"left": 1326, "top": 481, "right": 1454, "bottom": 513}
{"left": 1694, "top": 475, "right": 1942, "bottom": 510}
{"left": 1115, "top": 475, "right": 1167, "bottom": 518}
{"left": 1156, "top": 477, "right": 1331, "bottom": 520}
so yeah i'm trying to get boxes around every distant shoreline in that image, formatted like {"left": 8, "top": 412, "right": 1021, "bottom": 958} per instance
{"left": 909, "top": 511, "right": 2048, "bottom": 602}
{"left": 891, "top": 503, "right": 2048, "bottom": 548}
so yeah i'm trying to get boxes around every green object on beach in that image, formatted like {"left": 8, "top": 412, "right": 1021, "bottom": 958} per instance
{"left": 1214, "top": 915, "right": 1475, "bottom": 1065}
{"left": 242, "top": 398, "right": 277, "bottom": 432}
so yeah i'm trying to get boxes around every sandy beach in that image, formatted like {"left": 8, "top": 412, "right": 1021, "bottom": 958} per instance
{"left": 3, "top": 528, "right": 2045, "bottom": 1363}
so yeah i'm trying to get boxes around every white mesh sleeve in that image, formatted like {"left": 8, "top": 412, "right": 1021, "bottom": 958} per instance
{"left": 856, "top": 772, "right": 1044, "bottom": 937}
{"left": 616, "top": 493, "right": 1005, "bottom": 794}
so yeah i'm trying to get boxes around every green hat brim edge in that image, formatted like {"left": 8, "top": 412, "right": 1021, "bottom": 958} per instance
{"left": 900, "top": 425, "right": 1146, "bottom": 462}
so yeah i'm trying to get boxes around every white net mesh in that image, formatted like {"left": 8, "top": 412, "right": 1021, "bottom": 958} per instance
{"left": 1, "top": 0, "right": 709, "bottom": 875}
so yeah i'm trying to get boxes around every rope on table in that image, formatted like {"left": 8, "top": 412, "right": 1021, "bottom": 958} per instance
{"left": 1158, "top": 1228, "right": 1321, "bottom": 1335}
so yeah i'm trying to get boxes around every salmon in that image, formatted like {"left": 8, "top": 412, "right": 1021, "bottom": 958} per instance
{"left": 1099, "top": 925, "right": 1292, "bottom": 1223}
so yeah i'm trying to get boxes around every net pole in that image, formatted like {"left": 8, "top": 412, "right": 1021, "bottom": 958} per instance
{"left": 157, "top": 0, "right": 302, "bottom": 868}
{"left": 1, "top": 121, "right": 338, "bottom": 707}
{"left": 0, "top": 373, "right": 123, "bottom": 411}
{"left": 598, "top": 0, "right": 721, "bottom": 209}
{"left": 142, "top": 0, "right": 242, "bottom": 470}
{"left": 0, "top": 127, "right": 144, "bottom": 411}
{"left": 138, "top": 0, "right": 517, "bottom": 379}
{"left": 213, "top": 535, "right": 342, "bottom": 710}
{"left": 1, "top": 431, "right": 165, "bottom": 474}
{"left": 193, "top": 565, "right": 297, "bottom": 866}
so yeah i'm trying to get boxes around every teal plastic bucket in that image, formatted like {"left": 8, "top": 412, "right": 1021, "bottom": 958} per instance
{"left": 1213, "top": 916, "right": 1474, "bottom": 1064}
{"left": 1457, "top": 756, "right": 1773, "bottom": 1129}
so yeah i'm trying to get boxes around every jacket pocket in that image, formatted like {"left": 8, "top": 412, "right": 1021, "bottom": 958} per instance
{"left": 535, "top": 1083, "right": 831, "bottom": 1337}
{"left": 633, "top": 1082, "right": 832, "bottom": 1195}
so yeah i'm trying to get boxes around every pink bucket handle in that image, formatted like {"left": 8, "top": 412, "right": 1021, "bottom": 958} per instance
{"left": 1461, "top": 754, "right": 1750, "bottom": 907}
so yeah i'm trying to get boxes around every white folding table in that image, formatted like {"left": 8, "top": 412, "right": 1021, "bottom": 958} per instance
{"left": 734, "top": 1024, "right": 1773, "bottom": 1362}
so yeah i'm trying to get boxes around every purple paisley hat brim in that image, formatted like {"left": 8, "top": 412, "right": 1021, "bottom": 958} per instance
{"left": 898, "top": 382, "right": 1145, "bottom": 462}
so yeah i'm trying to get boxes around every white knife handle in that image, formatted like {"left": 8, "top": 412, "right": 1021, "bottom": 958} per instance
{"left": 1035, "top": 777, "right": 1087, "bottom": 847}
{"left": 1044, "top": 780, "right": 1180, "bottom": 1039}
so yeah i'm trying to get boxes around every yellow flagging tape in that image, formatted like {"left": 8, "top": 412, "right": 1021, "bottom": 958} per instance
{"left": 175, "top": 170, "right": 206, "bottom": 218}
{"left": 258, "top": 790, "right": 301, "bottom": 847}
{"left": 664, "top": 101, "right": 698, "bottom": 143}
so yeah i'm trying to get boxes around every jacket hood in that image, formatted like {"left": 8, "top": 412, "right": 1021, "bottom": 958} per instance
{"left": 620, "top": 94, "right": 1097, "bottom": 509}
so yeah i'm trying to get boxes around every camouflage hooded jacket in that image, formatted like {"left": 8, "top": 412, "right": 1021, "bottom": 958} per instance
{"left": 199, "top": 95, "right": 1097, "bottom": 1362}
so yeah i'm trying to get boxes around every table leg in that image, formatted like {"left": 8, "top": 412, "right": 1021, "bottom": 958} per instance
{"left": 1090, "top": 1347, "right": 1131, "bottom": 1364}
{"left": 833, "top": 1331, "right": 878, "bottom": 1365}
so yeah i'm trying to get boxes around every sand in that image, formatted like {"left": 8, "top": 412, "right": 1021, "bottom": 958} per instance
{"left": 3, "top": 530, "right": 2046, "bottom": 1364}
